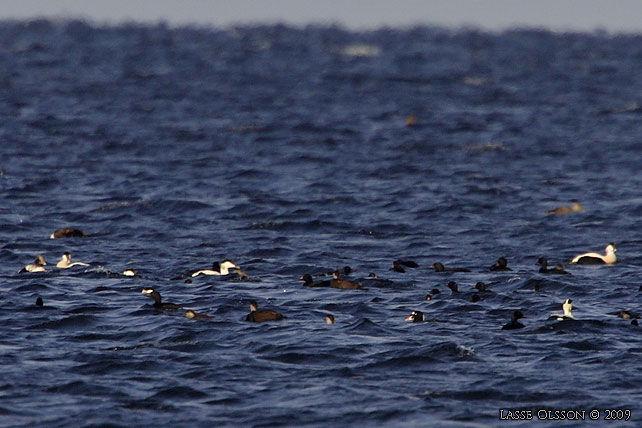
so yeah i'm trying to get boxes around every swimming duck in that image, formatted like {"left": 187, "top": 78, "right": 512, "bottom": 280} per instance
{"left": 618, "top": 311, "right": 632, "bottom": 320}
{"left": 318, "top": 266, "right": 354, "bottom": 277}
{"left": 191, "top": 259, "right": 239, "bottom": 277}
{"left": 570, "top": 244, "right": 616, "bottom": 265}
{"left": 141, "top": 288, "right": 182, "bottom": 311}
{"left": 56, "top": 253, "right": 90, "bottom": 269}
{"left": 19, "top": 255, "right": 47, "bottom": 273}
{"left": 325, "top": 314, "right": 335, "bottom": 324}
{"left": 549, "top": 299, "right": 574, "bottom": 320}
{"left": 490, "top": 257, "right": 511, "bottom": 271}
{"left": 446, "top": 281, "right": 459, "bottom": 293}
{"left": 122, "top": 269, "right": 137, "bottom": 277}
{"left": 405, "top": 310, "right": 424, "bottom": 322}
{"left": 546, "top": 202, "right": 584, "bottom": 215}
{"left": 35, "top": 297, "right": 44, "bottom": 307}
{"left": 474, "top": 282, "right": 488, "bottom": 292}
{"left": 50, "top": 227, "right": 86, "bottom": 239}
{"left": 469, "top": 294, "right": 482, "bottom": 302}
{"left": 299, "top": 273, "right": 331, "bottom": 288}
{"left": 390, "top": 259, "right": 418, "bottom": 273}
{"left": 429, "top": 262, "right": 470, "bottom": 273}
{"left": 502, "top": 310, "right": 525, "bottom": 330}
{"left": 183, "top": 310, "right": 212, "bottom": 319}
{"left": 245, "top": 300, "right": 283, "bottom": 322}
{"left": 330, "top": 270, "right": 363, "bottom": 289}
{"left": 537, "top": 257, "right": 570, "bottom": 274}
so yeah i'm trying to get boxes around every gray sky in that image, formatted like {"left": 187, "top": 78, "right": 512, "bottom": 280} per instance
{"left": 2, "top": 0, "right": 642, "bottom": 33}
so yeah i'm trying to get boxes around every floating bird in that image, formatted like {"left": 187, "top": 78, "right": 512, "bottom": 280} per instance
{"left": 619, "top": 311, "right": 632, "bottom": 320}
{"left": 50, "top": 227, "right": 86, "bottom": 239}
{"left": 359, "top": 272, "right": 395, "bottom": 288}
{"left": 502, "top": 311, "right": 525, "bottom": 330}
{"left": 429, "top": 262, "right": 470, "bottom": 273}
{"left": 537, "top": 257, "right": 570, "bottom": 274}
{"left": 446, "top": 281, "right": 459, "bottom": 293}
{"left": 300, "top": 273, "right": 331, "bottom": 287}
{"left": 549, "top": 299, "right": 574, "bottom": 320}
{"left": 330, "top": 270, "right": 363, "bottom": 290}
{"left": 317, "top": 266, "right": 354, "bottom": 277}
{"left": 405, "top": 310, "right": 424, "bottom": 322}
{"left": 191, "top": 259, "right": 240, "bottom": 277}
{"left": 141, "top": 288, "right": 181, "bottom": 311}
{"left": 490, "top": 257, "right": 511, "bottom": 271}
{"left": 469, "top": 294, "right": 482, "bottom": 302}
{"left": 122, "top": 269, "right": 137, "bottom": 277}
{"left": 325, "top": 314, "right": 335, "bottom": 324}
{"left": 183, "top": 310, "right": 212, "bottom": 319}
{"left": 546, "top": 203, "right": 583, "bottom": 215}
{"left": 35, "top": 297, "right": 44, "bottom": 307}
{"left": 570, "top": 244, "right": 616, "bottom": 265}
{"left": 474, "top": 282, "right": 488, "bottom": 292}
{"left": 245, "top": 300, "right": 283, "bottom": 322}
{"left": 56, "top": 253, "right": 90, "bottom": 269}
{"left": 391, "top": 259, "right": 418, "bottom": 273}
{"left": 19, "top": 255, "right": 47, "bottom": 273}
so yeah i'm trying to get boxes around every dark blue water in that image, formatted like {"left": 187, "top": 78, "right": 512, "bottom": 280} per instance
{"left": 1, "top": 20, "right": 642, "bottom": 427}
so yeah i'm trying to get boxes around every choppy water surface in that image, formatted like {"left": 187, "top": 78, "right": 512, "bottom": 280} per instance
{"left": 1, "top": 21, "right": 642, "bottom": 427}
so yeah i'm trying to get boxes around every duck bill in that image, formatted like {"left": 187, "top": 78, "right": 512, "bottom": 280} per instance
{"left": 405, "top": 315, "right": 414, "bottom": 322}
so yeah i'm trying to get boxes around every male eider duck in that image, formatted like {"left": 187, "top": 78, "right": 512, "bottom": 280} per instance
{"left": 429, "top": 262, "right": 470, "bottom": 273}
{"left": 50, "top": 227, "right": 86, "bottom": 239}
{"left": 325, "top": 314, "right": 335, "bottom": 324}
{"left": 549, "top": 299, "right": 574, "bottom": 320}
{"left": 56, "top": 253, "right": 89, "bottom": 269}
{"left": 19, "top": 255, "right": 47, "bottom": 273}
{"left": 183, "top": 310, "right": 212, "bottom": 319}
{"left": 537, "top": 257, "right": 570, "bottom": 274}
{"left": 245, "top": 300, "right": 283, "bottom": 322}
{"left": 330, "top": 270, "right": 363, "bottom": 290}
{"left": 122, "top": 269, "right": 137, "bottom": 277}
{"left": 570, "top": 244, "right": 616, "bottom": 265}
{"left": 502, "top": 310, "right": 525, "bottom": 330}
{"left": 191, "top": 259, "right": 239, "bottom": 277}
{"left": 490, "top": 257, "right": 511, "bottom": 271}
{"left": 405, "top": 310, "right": 424, "bottom": 322}
{"left": 141, "top": 288, "right": 182, "bottom": 311}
